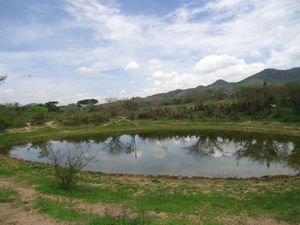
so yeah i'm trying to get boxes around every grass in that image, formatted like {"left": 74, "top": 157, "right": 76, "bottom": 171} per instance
{"left": 35, "top": 198, "right": 89, "bottom": 222}
{"left": 0, "top": 156, "right": 299, "bottom": 224}
{"left": 87, "top": 217, "right": 151, "bottom": 225}
{"left": 1, "top": 120, "right": 300, "bottom": 224}
{"left": 36, "top": 182, "right": 132, "bottom": 203}
{"left": 139, "top": 183, "right": 300, "bottom": 222}
{"left": 35, "top": 198, "right": 152, "bottom": 225}
{"left": 1, "top": 119, "right": 300, "bottom": 146}
{"left": 0, "top": 187, "right": 19, "bottom": 203}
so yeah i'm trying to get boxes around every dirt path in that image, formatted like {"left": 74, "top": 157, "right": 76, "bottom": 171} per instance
{"left": 0, "top": 203, "right": 65, "bottom": 225}
{"left": 103, "top": 117, "right": 138, "bottom": 127}
{"left": 0, "top": 179, "right": 64, "bottom": 225}
{"left": 7, "top": 121, "right": 57, "bottom": 133}
{"left": 0, "top": 178, "right": 130, "bottom": 223}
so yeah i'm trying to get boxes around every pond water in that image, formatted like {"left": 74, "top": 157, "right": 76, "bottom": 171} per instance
{"left": 1, "top": 132, "right": 300, "bottom": 178}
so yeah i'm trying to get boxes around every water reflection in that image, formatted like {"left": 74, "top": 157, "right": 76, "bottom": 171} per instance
{"left": 1, "top": 132, "right": 299, "bottom": 177}
{"left": 184, "top": 135, "right": 227, "bottom": 157}
{"left": 28, "top": 141, "right": 53, "bottom": 158}
{"left": 125, "top": 135, "right": 138, "bottom": 158}
{"left": 103, "top": 136, "right": 126, "bottom": 155}
{"left": 235, "top": 140, "right": 292, "bottom": 167}
{"left": 286, "top": 143, "right": 300, "bottom": 171}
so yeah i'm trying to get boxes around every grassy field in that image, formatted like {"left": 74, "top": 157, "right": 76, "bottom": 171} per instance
{"left": 1, "top": 120, "right": 300, "bottom": 224}
{"left": 1, "top": 119, "right": 300, "bottom": 146}
{"left": 0, "top": 155, "right": 300, "bottom": 225}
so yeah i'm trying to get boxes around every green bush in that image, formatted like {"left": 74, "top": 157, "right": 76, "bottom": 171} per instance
{"left": 0, "top": 116, "right": 10, "bottom": 130}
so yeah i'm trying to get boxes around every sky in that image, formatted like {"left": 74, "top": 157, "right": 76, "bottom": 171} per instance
{"left": 0, "top": 0, "right": 300, "bottom": 105}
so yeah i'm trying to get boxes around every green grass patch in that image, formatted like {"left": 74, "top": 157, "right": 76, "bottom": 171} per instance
{"left": 139, "top": 183, "right": 300, "bottom": 223}
{"left": 35, "top": 198, "right": 88, "bottom": 222}
{"left": 87, "top": 216, "right": 152, "bottom": 225}
{"left": 1, "top": 156, "right": 300, "bottom": 224}
{"left": 36, "top": 198, "right": 153, "bottom": 225}
{"left": 140, "top": 187, "right": 238, "bottom": 214}
{"left": 0, "top": 187, "right": 19, "bottom": 203}
{"left": 36, "top": 183, "right": 131, "bottom": 203}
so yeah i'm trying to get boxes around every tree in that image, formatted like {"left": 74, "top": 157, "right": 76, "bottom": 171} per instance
{"left": 236, "top": 86, "right": 274, "bottom": 115}
{"left": 48, "top": 144, "right": 96, "bottom": 189}
{"left": 77, "top": 99, "right": 98, "bottom": 107}
{"left": 0, "top": 116, "right": 10, "bottom": 130}
{"left": 123, "top": 98, "right": 139, "bottom": 120}
{"left": 123, "top": 98, "right": 138, "bottom": 111}
{"left": 45, "top": 101, "right": 60, "bottom": 112}
{"left": 285, "top": 83, "right": 300, "bottom": 114}
{"left": 32, "top": 105, "right": 49, "bottom": 123}
{"left": 191, "top": 89, "right": 209, "bottom": 110}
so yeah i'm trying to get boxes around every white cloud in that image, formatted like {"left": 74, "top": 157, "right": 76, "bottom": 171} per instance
{"left": 78, "top": 66, "right": 97, "bottom": 74}
{"left": 147, "top": 58, "right": 163, "bottom": 71}
{"left": 194, "top": 54, "right": 265, "bottom": 82}
{"left": 266, "top": 42, "right": 300, "bottom": 69}
{"left": 124, "top": 61, "right": 140, "bottom": 71}
{"left": 143, "top": 54, "right": 265, "bottom": 95}
{"left": 65, "top": 0, "right": 142, "bottom": 41}
{"left": 1, "top": 0, "right": 300, "bottom": 103}
{"left": 194, "top": 54, "right": 244, "bottom": 73}
{"left": 2, "top": 89, "right": 14, "bottom": 94}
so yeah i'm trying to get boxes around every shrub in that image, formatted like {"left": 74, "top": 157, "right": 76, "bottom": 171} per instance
{"left": 0, "top": 116, "right": 10, "bottom": 130}
{"left": 48, "top": 146, "right": 95, "bottom": 189}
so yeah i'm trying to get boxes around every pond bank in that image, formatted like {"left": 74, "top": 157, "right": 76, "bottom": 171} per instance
{"left": 0, "top": 155, "right": 300, "bottom": 225}
{"left": 1, "top": 120, "right": 300, "bottom": 145}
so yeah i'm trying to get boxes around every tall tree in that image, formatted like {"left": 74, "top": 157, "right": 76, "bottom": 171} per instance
{"left": 45, "top": 101, "right": 60, "bottom": 112}
{"left": 77, "top": 99, "right": 98, "bottom": 107}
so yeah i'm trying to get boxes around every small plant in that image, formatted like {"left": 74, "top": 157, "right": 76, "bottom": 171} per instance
{"left": 88, "top": 203, "right": 150, "bottom": 225}
{"left": 0, "top": 187, "right": 19, "bottom": 203}
{"left": 0, "top": 116, "right": 10, "bottom": 130}
{"left": 48, "top": 145, "right": 96, "bottom": 190}
{"left": 151, "top": 176, "right": 160, "bottom": 184}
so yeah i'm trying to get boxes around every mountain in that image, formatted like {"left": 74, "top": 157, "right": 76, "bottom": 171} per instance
{"left": 207, "top": 79, "right": 231, "bottom": 88}
{"left": 138, "top": 67, "right": 300, "bottom": 104}
{"left": 238, "top": 67, "right": 300, "bottom": 85}
{"left": 140, "top": 89, "right": 184, "bottom": 103}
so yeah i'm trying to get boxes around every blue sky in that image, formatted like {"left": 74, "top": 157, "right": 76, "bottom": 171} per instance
{"left": 0, "top": 0, "right": 300, "bottom": 104}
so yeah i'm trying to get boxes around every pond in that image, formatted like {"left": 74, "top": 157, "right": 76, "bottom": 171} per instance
{"left": 1, "top": 131, "right": 300, "bottom": 178}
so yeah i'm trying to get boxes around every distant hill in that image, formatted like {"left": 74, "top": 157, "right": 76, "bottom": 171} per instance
{"left": 207, "top": 79, "right": 231, "bottom": 88}
{"left": 139, "top": 67, "right": 300, "bottom": 104}
{"left": 238, "top": 67, "right": 300, "bottom": 85}
{"left": 140, "top": 89, "right": 184, "bottom": 103}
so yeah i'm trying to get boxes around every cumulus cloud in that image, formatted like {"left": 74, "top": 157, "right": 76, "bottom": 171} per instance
{"left": 194, "top": 54, "right": 265, "bottom": 82}
{"left": 194, "top": 54, "right": 244, "bottom": 73}
{"left": 124, "top": 61, "right": 140, "bottom": 71}
{"left": 143, "top": 54, "right": 265, "bottom": 95}
{"left": 1, "top": 0, "right": 300, "bottom": 103}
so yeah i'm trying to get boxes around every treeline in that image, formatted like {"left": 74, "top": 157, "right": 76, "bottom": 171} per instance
{"left": 0, "top": 83, "right": 300, "bottom": 130}
{"left": 138, "top": 83, "right": 300, "bottom": 120}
